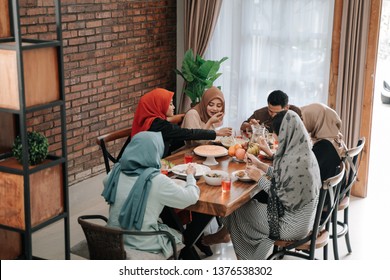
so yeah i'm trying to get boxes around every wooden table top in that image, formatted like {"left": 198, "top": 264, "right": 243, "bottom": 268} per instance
{"left": 164, "top": 146, "right": 262, "bottom": 217}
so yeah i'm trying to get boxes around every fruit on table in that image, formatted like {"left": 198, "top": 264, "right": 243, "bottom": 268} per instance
{"left": 247, "top": 143, "right": 260, "bottom": 156}
{"left": 228, "top": 145, "right": 236, "bottom": 156}
{"left": 235, "top": 148, "right": 246, "bottom": 160}
{"left": 234, "top": 143, "right": 242, "bottom": 149}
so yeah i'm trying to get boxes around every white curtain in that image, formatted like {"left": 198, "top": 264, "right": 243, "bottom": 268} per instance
{"left": 204, "top": 0, "right": 335, "bottom": 130}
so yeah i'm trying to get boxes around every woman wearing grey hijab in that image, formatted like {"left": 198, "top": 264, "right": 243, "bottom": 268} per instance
{"left": 220, "top": 110, "right": 321, "bottom": 259}
{"left": 102, "top": 131, "right": 199, "bottom": 258}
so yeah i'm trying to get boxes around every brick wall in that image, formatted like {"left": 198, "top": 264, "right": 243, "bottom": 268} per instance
{"left": 19, "top": 0, "right": 177, "bottom": 185}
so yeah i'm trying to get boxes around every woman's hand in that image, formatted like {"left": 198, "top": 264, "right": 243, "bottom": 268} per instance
{"left": 245, "top": 153, "right": 261, "bottom": 168}
{"left": 245, "top": 164, "right": 263, "bottom": 182}
{"left": 257, "top": 137, "right": 273, "bottom": 157}
{"left": 185, "top": 163, "right": 196, "bottom": 176}
{"left": 205, "top": 112, "right": 224, "bottom": 129}
{"left": 216, "top": 127, "right": 232, "bottom": 137}
{"left": 245, "top": 153, "right": 269, "bottom": 173}
{"left": 209, "top": 112, "right": 224, "bottom": 125}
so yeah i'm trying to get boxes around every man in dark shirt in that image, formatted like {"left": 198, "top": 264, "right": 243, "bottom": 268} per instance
{"left": 240, "top": 90, "right": 302, "bottom": 133}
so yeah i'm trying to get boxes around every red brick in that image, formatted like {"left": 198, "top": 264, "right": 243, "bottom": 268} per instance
{"left": 18, "top": 0, "right": 177, "bottom": 185}
{"left": 86, "top": 20, "right": 102, "bottom": 28}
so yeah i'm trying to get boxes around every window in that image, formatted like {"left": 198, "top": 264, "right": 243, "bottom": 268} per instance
{"left": 205, "top": 0, "right": 335, "bottom": 129}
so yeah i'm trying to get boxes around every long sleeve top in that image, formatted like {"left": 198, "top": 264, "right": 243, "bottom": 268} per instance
{"left": 181, "top": 108, "right": 217, "bottom": 146}
{"left": 107, "top": 173, "right": 200, "bottom": 257}
{"left": 149, "top": 118, "right": 216, "bottom": 157}
{"left": 241, "top": 105, "right": 302, "bottom": 133}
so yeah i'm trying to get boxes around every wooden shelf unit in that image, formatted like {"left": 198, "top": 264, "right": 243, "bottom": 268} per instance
{"left": 0, "top": 0, "right": 11, "bottom": 38}
{"left": 0, "top": 42, "right": 60, "bottom": 110}
{"left": 0, "top": 0, "right": 70, "bottom": 260}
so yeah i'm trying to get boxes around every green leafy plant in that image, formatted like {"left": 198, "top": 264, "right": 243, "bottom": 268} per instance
{"left": 175, "top": 49, "right": 228, "bottom": 106}
{"left": 12, "top": 131, "right": 49, "bottom": 165}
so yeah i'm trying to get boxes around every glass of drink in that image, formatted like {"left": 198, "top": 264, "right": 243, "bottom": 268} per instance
{"left": 184, "top": 152, "right": 194, "bottom": 163}
{"left": 160, "top": 163, "right": 169, "bottom": 175}
{"left": 221, "top": 176, "right": 231, "bottom": 193}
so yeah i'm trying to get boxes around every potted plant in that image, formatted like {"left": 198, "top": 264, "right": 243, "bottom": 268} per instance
{"left": 12, "top": 131, "right": 49, "bottom": 165}
{"left": 1, "top": 131, "right": 63, "bottom": 230}
{"left": 175, "top": 49, "right": 228, "bottom": 106}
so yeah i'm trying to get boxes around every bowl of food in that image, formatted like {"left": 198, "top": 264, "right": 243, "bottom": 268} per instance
{"left": 203, "top": 170, "right": 229, "bottom": 186}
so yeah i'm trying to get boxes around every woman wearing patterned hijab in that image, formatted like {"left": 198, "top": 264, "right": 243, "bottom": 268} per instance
{"left": 219, "top": 110, "right": 321, "bottom": 259}
{"left": 102, "top": 131, "right": 200, "bottom": 258}
{"left": 301, "top": 103, "right": 347, "bottom": 181}
{"left": 131, "top": 88, "right": 232, "bottom": 157}
{"left": 181, "top": 86, "right": 231, "bottom": 146}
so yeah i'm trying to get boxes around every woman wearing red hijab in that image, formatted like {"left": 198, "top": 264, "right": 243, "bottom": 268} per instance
{"left": 132, "top": 88, "right": 232, "bottom": 157}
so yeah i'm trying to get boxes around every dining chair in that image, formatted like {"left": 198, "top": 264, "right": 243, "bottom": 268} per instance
{"left": 71, "top": 215, "right": 182, "bottom": 260}
{"left": 96, "top": 127, "right": 132, "bottom": 173}
{"left": 331, "top": 137, "right": 365, "bottom": 260}
{"left": 96, "top": 114, "right": 185, "bottom": 173}
{"left": 267, "top": 162, "right": 345, "bottom": 260}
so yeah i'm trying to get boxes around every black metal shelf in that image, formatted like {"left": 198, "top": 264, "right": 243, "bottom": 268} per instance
{"left": 0, "top": 0, "right": 70, "bottom": 260}
{"left": 0, "top": 212, "right": 69, "bottom": 233}
{"left": 0, "top": 100, "right": 65, "bottom": 114}
{"left": 0, "top": 155, "right": 66, "bottom": 175}
{"left": 0, "top": 39, "right": 61, "bottom": 50}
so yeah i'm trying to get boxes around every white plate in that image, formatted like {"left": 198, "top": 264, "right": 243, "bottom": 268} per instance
{"left": 193, "top": 145, "right": 228, "bottom": 158}
{"left": 259, "top": 150, "right": 274, "bottom": 160}
{"left": 211, "top": 136, "right": 223, "bottom": 144}
{"left": 232, "top": 170, "right": 254, "bottom": 182}
{"left": 171, "top": 163, "right": 211, "bottom": 179}
{"left": 220, "top": 137, "right": 248, "bottom": 148}
{"left": 232, "top": 156, "right": 245, "bottom": 163}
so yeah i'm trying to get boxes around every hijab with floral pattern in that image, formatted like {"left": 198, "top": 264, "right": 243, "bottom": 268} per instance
{"left": 267, "top": 110, "right": 321, "bottom": 240}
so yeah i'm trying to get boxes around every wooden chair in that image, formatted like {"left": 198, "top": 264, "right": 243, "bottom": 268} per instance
{"left": 96, "top": 114, "right": 185, "bottom": 173}
{"left": 267, "top": 162, "right": 345, "bottom": 260}
{"left": 96, "top": 127, "right": 132, "bottom": 173}
{"left": 89, "top": 115, "right": 187, "bottom": 259}
{"left": 332, "top": 137, "right": 365, "bottom": 259}
{"left": 71, "top": 215, "right": 181, "bottom": 260}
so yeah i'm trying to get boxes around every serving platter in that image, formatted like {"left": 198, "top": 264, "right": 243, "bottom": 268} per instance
{"left": 193, "top": 145, "right": 228, "bottom": 157}
{"left": 193, "top": 145, "right": 228, "bottom": 166}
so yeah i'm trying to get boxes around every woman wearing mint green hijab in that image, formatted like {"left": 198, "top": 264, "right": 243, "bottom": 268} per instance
{"left": 102, "top": 131, "right": 199, "bottom": 258}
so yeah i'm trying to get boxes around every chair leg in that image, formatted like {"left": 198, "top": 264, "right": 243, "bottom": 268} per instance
{"left": 323, "top": 244, "right": 328, "bottom": 260}
{"left": 332, "top": 210, "right": 340, "bottom": 260}
{"left": 344, "top": 207, "right": 352, "bottom": 253}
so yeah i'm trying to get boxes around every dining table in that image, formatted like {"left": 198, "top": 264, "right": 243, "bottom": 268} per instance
{"left": 162, "top": 144, "right": 265, "bottom": 259}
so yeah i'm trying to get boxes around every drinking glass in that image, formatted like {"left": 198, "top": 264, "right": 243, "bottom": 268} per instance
{"left": 184, "top": 152, "right": 194, "bottom": 163}
{"left": 221, "top": 176, "right": 231, "bottom": 193}
{"left": 160, "top": 163, "right": 169, "bottom": 175}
